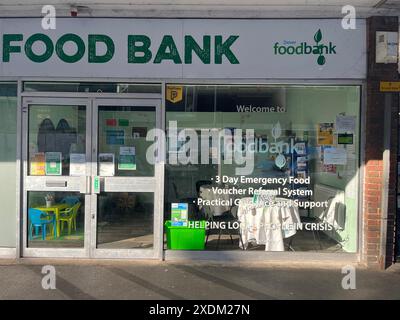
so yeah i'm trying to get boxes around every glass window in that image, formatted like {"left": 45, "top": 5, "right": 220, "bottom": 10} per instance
{"left": 27, "top": 191, "right": 85, "bottom": 248}
{"left": 24, "top": 82, "right": 161, "bottom": 94}
{"left": 97, "top": 192, "right": 154, "bottom": 249}
{"left": 98, "top": 106, "right": 156, "bottom": 177}
{"left": 28, "top": 105, "right": 87, "bottom": 176}
{"left": 0, "top": 82, "right": 17, "bottom": 248}
{"left": 164, "top": 84, "right": 360, "bottom": 253}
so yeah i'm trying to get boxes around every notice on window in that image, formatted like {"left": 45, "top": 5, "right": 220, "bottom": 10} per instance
{"left": 322, "top": 164, "right": 337, "bottom": 174}
{"left": 297, "top": 156, "right": 307, "bottom": 169}
{"left": 106, "top": 130, "right": 124, "bottom": 145}
{"left": 294, "top": 142, "right": 306, "bottom": 155}
{"left": 70, "top": 153, "right": 86, "bottom": 176}
{"left": 317, "top": 123, "right": 334, "bottom": 146}
{"left": 30, "top": 152, "right": 45, "bottom": 176}
{"left": 338, "top": 133, "right": 354, "bottom": 145}
{"left": 118, "top": 147, "right": 136, "bottom": 170}
{"left": 323, "top": 147, "right": 347, "bottom": 165}
{"left": 132, "top": 127, "right": 148, "bottom": 139}
{"left": 99, "top": 153, "right": 115, "bottom": 176}
{"left": 336, "top": 115, "right": 356, "bottom": 133}
{"left": 45, "top": 152, "right": 62, "bottom": 176}
{"left": 171, "top": 203, "right": 188, "bottom": 227}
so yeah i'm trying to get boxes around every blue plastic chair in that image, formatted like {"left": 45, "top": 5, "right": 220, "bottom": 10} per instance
{"left": 60, "top": 196, "right": 80, "bottom": 206}
{"left": 28, "top": 208, "right": 56, "bottom": 240}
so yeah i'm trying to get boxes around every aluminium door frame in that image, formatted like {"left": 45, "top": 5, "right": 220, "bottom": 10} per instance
{"left": 20, "top": 96, "right": 164, "bottom": 259}
{"left": 21, "top": 97, "right": 92, "bottom": 258}
{"left": 90, "top": 97, "right": 163, "bottom": 259}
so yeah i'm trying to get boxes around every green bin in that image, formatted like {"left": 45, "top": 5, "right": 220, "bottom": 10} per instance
{"left": 165, "top": 220, "right": 206, "bottom": 250}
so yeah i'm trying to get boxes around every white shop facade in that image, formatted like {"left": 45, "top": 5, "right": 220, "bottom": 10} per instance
{"left": 0, "top": 18, "right": 366, "bottom": 262}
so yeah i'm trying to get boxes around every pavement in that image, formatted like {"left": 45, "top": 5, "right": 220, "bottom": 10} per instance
{"left": 0, "top": 259, "right": 399, "bottom": 300}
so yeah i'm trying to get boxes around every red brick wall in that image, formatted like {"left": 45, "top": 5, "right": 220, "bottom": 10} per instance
{"left": 364, "top": 16, "right": 399, "bottom": 269}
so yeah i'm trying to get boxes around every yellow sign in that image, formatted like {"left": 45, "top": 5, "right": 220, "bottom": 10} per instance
{"left": 317, "top": 123, "right": 334, "bottom": 146}
{"left": 380, "top": 81, "right": 400, "bottom": 92}
{"left": 30, "top": 152, "right": 46, "bottom": 176}
{"left": 166, "top": 85, "right": 183, "bottom": 103}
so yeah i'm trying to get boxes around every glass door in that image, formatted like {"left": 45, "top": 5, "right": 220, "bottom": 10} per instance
{"left": 22, "top": 97, "right": 163, "bottom": 259}
{"left": 22, "top": 98, "right": 92, "bottom": 257}
{"left": 90, "top": 99, "right": 163, "bottom": 259}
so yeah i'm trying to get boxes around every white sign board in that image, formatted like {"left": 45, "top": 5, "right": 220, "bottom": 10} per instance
{"left": 0, "top": 18, "right": 366, "bottom": 79}
{"left": 98, "top": 153, "right": 115, "bottom": 176}
{"left": 323, "top": 147, "right": 347, "bottom": 165}
{"left": 336, "top": 115, "right": 356, "bottom": 133}
{"left": 69, "top": 153, "right": 86, "bottom": 176}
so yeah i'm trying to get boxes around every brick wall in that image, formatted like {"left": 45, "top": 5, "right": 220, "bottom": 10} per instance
{"left": 365, "top": 16, "right": 399, "bottom": 269}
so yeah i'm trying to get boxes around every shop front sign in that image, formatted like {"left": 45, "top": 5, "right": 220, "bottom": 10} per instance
{"left": 0, "top": 18, "right": 366, "bottom": 79}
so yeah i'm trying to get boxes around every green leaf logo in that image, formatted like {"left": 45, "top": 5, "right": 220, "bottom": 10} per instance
{"left": 317, "top": 55, "right": 326, "bottom": 65}
{"left": 314, "top": 29, "right": 325, "bottom": 66}
{"left": 314, "top": 29, "right": 322, "bottom": 43}
{"left": 272, "top": 28, "right": 334, "bottom": 67}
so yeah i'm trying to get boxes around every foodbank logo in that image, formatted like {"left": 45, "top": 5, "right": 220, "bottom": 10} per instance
{"left": 273, "top": 29, "right": 336, "bottom": 65}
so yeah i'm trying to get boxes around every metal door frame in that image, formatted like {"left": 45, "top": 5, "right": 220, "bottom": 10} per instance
{"left": 90, "top": 98, "right": 163, "bottom": 259}
{"left": 21, "top": 96, "right": 164, "bottom": 259}
{"left": 21, "top": 97, "right": 92, "bottom": 258}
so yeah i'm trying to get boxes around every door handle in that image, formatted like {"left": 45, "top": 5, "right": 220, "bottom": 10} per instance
{"left": 93, "top": 176, "right": 100, "bottom": 194}
{"left": 46, "top": 180, "right": 67, "bottom": 187}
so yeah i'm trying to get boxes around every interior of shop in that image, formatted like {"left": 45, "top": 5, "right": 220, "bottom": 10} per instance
{"left": 27, "top": 192, "right": 85, "bottom": 248}
{"left": 164, "top": 84, "right": 360, "bottom": 253}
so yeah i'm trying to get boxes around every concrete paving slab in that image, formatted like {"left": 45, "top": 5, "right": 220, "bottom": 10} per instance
{"left": 0, "top": 260, "right": 398, "bottom": 300}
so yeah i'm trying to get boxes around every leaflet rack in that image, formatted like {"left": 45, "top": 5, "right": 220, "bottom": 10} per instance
{"left": 287, "top": 140, "right": 311, "bottom": 217}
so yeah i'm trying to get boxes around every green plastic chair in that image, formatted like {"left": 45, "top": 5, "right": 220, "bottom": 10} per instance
{"left": 59, "top": 202, "right": 81, "bottom": 235}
